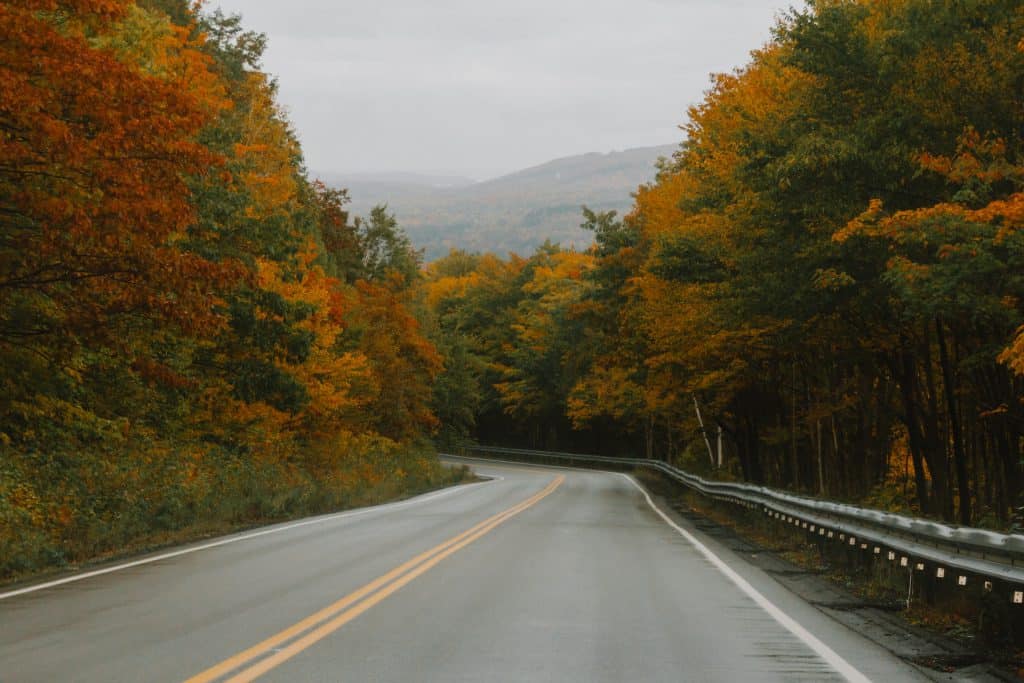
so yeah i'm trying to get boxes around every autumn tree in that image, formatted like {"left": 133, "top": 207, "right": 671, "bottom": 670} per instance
{"left": 421, "top": 0, "right": 1024, "bottom": 527}
{"left": 0, "top": 2, "right": 454, "bottom": 578}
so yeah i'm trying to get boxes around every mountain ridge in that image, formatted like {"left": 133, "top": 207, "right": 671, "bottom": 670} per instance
{"left": 318, "top": 143, "right": 676, "bottom": 259}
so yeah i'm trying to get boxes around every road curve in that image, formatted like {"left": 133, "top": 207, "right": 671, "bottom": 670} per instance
{"left": 0, "top": 460, "right": 931, "bottom": 682}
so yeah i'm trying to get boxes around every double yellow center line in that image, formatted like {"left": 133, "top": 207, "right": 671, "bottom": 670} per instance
{"left": 185, "top": 475, "right": 564, "bottom": 683}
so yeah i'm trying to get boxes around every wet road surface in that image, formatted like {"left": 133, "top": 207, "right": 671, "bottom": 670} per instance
{"left": 0, "top": 459, "right": 931, "bottom": 682}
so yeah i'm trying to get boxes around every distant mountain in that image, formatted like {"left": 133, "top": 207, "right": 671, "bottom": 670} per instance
{"left": 328, "top": 171, "right": 477, "bottom": 188}
{"left": 313, "top": 171, "right": 476, "bottom": 214}
{"left": 317, "top": 144, "right": 676, "bottom": 260}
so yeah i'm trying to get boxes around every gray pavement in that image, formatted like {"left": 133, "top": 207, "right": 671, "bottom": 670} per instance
{"left": 0, "top": 460, "right": 934, "bottom": 682}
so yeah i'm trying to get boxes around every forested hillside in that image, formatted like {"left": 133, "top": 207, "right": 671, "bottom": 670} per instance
{"left": 0, "top": 0, "right": 457, "bottom": 579}
{"left": 334, "top": 145, "right": 674, "bottom": 259}
{"left": 421, "top": 0, "right": 1024, "bottom": 528}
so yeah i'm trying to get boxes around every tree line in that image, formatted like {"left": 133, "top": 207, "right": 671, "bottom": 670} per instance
{"left": 4, "top": 0, "right": 1023, "bottom": 580}
{"left": 0, "top": 0, "right": 451, "bottom": 578}
{"left": 421, "top": 0, "right": 1024, "bottom": 528}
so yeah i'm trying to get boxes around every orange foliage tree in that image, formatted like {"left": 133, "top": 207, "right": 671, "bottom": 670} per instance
{"left": 0, "top": 2, "right": 453, "bottom": 579}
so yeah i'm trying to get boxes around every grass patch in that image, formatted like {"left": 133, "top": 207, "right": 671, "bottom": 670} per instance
{"left": 1, "top": 441, "right": 474, "bottom": 587}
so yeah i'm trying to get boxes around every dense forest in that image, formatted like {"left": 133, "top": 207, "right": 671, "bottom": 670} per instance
{"left": 4, "top": 0, "right": 1024, "bottom": 581}
{"left": 0, "top": 0, "right": 455, "bottom": 578}
{"left": 422, "top": 0, "right": 1024, "bottom": 528}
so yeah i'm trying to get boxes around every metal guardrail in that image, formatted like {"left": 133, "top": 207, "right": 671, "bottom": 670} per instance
{"left": 458, "top": 445, "right": 1024, "bottom": 600}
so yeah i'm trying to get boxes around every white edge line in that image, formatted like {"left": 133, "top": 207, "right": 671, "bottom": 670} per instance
{"left": 622, "top": 473, "right": 872, "bottom": 683}
{"left": 0, "top": 478, "right": 496, "bottom": 601}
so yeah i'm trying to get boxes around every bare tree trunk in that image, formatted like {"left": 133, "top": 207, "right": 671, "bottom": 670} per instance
{"left": 716, "top": 424, "right": 724, "bottom": 468}
{"left": 935, "top": 318, "right": 971, "bottom": 524}
{"left": 817, "top": 418, "right": 825, "bottom": 496}
{"left": 667, "top": 419, "right": 675, "bottom": 464}
{"left": 896, "top": 347, "right": 932, "bottom": 515}
{"left": 791, "top": 360, "right": 799, "bottom": 489}
{"left": 693, "top": 395, "right": 715, "bottom": 467}
{"left": 921, "top": 329, "right": 953, "bottom": 521}
{"left": 830, "top": 413, "right": 840, "bottom": 492}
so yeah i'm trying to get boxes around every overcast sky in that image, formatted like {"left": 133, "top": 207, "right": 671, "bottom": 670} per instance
{"left": 210, "top": 0, "right": 794, "bottom": 180}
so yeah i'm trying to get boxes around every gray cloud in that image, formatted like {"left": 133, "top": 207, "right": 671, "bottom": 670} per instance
{"left": 210, "top": 0, "right": 794, "bottom": 179}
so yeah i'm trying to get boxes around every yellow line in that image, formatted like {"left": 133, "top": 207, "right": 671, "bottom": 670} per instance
{"left": 185, "top": 475, "right": 563, "bottom": 683}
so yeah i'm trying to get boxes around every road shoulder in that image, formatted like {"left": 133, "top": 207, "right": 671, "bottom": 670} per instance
{"left": 633, "top": 473, "right": 1014, "bottom": 683}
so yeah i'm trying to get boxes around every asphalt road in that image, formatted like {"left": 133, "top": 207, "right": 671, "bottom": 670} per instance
{"left": 0, "top": 459, "right": 934, "bottom": 682}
